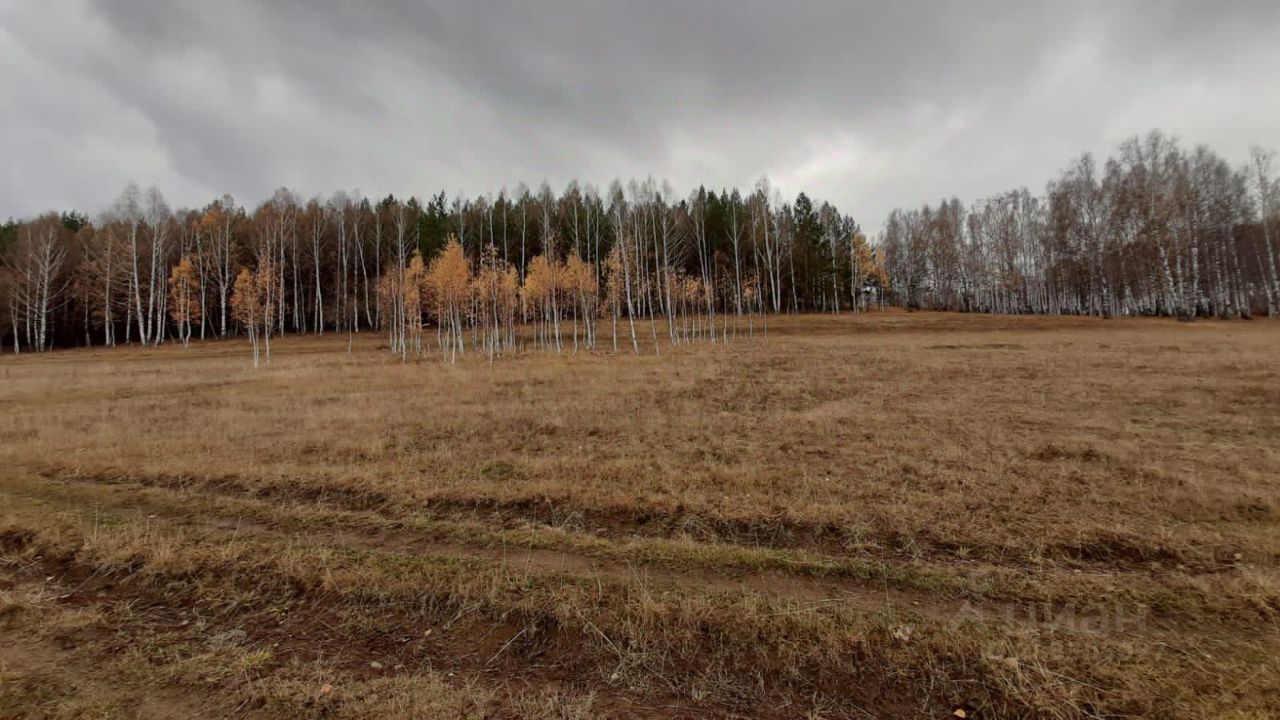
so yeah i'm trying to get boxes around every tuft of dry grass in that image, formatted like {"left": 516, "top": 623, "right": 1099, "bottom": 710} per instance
{"left": 2, "top": 310, "right": 1279, "bottom": 717}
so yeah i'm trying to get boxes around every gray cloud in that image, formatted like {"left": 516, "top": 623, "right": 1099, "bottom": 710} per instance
{"left": 2, "top": 0, "right": 1278, "bottom": 228}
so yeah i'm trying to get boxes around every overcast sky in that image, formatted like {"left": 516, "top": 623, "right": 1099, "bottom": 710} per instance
{"left": 2, "top": 1, "right": 1278, "bottom": 229}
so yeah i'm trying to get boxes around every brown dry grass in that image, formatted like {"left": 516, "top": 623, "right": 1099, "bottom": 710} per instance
{"left": 2, "top": 310, "right": 1278, "bottom": 718}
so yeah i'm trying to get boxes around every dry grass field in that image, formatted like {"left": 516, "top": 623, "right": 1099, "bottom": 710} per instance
{"left": 2, "top": 311, "right": 1278, "bottom": 718}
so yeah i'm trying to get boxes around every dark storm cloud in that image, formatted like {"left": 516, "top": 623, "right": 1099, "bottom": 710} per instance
{"left": 2, "top": 1, "right": 1278, "bottom": 227}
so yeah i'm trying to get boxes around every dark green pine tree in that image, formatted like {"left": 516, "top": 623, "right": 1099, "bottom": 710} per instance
{"left": 417, "top": 191, "right": 451, "bottom": 260}
{"left": 792, "top": 192, "right": 824, "bottom": 311}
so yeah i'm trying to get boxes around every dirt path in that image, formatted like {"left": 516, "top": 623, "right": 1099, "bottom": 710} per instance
{"left": 0, "top": 636, "right": 246, "bottom": 719}
{"left": 0, "top": 544, "right": 738, "bottom": 720}
{"left": 2, "top": 470, "right": 1217, "bottom": 639}
{"left": 28, "top": 462, "right": 1245, "bottom": 577}
{"left": 4, "top": 471, "right": 1278, "bottom": 718}
{"left": 4, "top": 472, "right": 963, "bottom": 617}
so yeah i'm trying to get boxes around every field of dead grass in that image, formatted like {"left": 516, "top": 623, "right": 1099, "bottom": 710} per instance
{"left": 2, "top": 311, "right": 1278, "bottom": 718}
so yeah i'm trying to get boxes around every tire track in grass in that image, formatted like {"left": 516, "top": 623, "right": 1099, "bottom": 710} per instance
{"left": 4, "top": 470, "right": 1233, "bottom": 637}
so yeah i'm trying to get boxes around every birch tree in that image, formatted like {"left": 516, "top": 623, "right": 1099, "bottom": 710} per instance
{"left": 2, "top": 214, "right": 71, "bottom": 352}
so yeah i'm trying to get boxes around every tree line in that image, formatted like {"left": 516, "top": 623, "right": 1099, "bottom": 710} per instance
{"left": 1, "top": 178, "right": 885, "bottom": 356}
{"left": 2, "top": 130, "right": 1276, "bottom": 356}
{"left": 880, "top": 131, "right": 1279, "bottom": 318}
